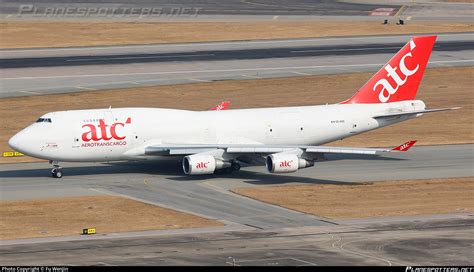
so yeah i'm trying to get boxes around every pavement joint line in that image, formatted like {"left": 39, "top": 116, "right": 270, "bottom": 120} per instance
{"left": 118, "top": 78, "right": 169, "bottom": 84}
{"left": 75, "top": 86, "right": 97, "bottom": 91}
{"left": 189, "top": 78, "right": 213, "bottom": 82}
{"left": 243, "top": 223, "right": 265, "bottom": 230}
{"left": 235, "top": 257, "right": 303, "bottom": 264}
{"left": 241, "top": 74, "right": 262, "bottom": 79}
{"left": 240, "top": 0, "right": 281, "bottom": 8}
{"left": 291, "top": 71, "right": 311, "bottom": 76}
{"left": 4, "top": 59, "right": 473, "bottom": 80}
{"left": 19, "top": 90, "right": 42, "bottom": 95}
{"left": 291, "top": 46, "right": 400, "bottom": 53}
{"left": 291, "top": 257, "right": 318, "bottom": 266}
{"left": 199, "top": 181, "right": 238, "bottom": 196}
{"left": 66, "top": 53, "right": 215, "bottom": 62}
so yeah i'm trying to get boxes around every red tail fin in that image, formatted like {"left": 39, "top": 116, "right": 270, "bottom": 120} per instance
{"left": 342, "top": 36, "right": 436, "bottom": 104}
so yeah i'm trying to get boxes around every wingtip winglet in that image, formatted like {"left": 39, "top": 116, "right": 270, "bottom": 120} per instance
{"left": 392, "top": 140, "right": 417, "bottom": 151}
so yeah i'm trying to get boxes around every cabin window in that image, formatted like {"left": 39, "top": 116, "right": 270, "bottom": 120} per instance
{"left": 36, "top": 118, "right": 52, "bottom": 123}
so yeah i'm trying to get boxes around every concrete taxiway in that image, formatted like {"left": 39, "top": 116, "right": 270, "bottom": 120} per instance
{"left": 1, "top": 33, "right": 473, "bottom": 98}
{"left": 1, "top": 144, "right": 472, "bottom": 229}
{"left": 1, "top": 214, "right": 473, "bottom": 265}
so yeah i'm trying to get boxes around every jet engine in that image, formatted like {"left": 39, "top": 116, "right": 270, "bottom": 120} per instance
{"left": 182, "top": 154, "right": 230, "bottom": 175}
{"left": 266, "top": 153, "right": 314, "bottom": 173}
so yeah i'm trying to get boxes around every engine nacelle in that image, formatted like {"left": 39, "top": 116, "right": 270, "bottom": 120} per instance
{"left": 266, "top": 154, "right": 314, "bottom": 173}
{"left": 182, "top": 154, "right": 229, "bottom": 175}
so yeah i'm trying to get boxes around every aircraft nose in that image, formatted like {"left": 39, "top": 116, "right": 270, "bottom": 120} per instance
{"left": 8, "top": 131, "right": 26, "bottom": 153}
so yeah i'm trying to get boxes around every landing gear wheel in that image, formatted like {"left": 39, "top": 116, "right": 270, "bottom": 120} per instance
{"left": 50, "top": 160, "right": 63, "bottom": 178}
{"left": 231, "top": 162, "right": 241, "bottom": 171}
{"left": 51, "top": 167, "right": 63, "bottom": 178}
{"left": 216, "top": 162, "right": 241, "bottom": 175}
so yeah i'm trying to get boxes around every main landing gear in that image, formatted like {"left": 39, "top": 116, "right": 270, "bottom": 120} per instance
{"left": 217, "top": 162, "right": 241, "bottom": 174}
{"left": 231, "top": 162, "right": 241, "bottom": 171}
{"left": 50, "top": 160, "right": 63, "bottom": 178}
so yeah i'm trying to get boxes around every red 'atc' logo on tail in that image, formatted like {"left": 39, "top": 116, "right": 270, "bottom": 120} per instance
{"left": 342, "top": 36, "right": 437, "bottom": 104}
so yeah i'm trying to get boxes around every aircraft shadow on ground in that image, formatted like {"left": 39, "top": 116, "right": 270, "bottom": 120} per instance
{"left": 168, "top": 170, "right": 355, "bottom": 186}
{"left": 0, "top": 160, "right": 182, "bottom": 178}
{"left": 323, "top": 153, "right": 406, "bottom": 161}
{"left": 0, "top": 154, "right": 404, "bottom": 182}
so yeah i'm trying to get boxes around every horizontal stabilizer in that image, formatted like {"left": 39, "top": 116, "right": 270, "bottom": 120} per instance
{"left": 373, "top": 107, "right": 460, "bottom": 119}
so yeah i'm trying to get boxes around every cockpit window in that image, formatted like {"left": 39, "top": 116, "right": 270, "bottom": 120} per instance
{"left": 36, "top": 118, "right": 52, "bottom": 123}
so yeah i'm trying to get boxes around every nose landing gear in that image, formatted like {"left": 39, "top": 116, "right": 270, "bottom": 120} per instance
{"left": 50, "top": 161, "right": 63, "bottom": 178}
{"left": 52, "top": 167, "right": 63, "bottom": 178}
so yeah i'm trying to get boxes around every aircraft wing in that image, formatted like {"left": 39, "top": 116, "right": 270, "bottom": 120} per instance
{"left": 145, "top": 140, "right": 417, "bottom": 156}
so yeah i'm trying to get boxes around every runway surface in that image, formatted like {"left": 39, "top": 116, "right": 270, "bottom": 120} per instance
{"left": 0, "top": 0, "right": 400, "bottom": 16}
{"left": 2, "top": 39, "right": 473, "bottom": 69}
{"left": 1, "top": 33, "right": 473, "bottom": 98}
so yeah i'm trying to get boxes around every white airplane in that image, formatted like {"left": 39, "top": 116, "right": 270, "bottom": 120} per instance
{"left": 9, "top": 35, "right": 458, "bottom": 178}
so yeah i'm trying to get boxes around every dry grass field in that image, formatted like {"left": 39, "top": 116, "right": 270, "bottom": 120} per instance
{"left": 232, "top": 177, "right": 474, "bottom": 219}
{"left": 1, "top": 66, "right": 472, "bottom": 163}
{"left": 1, "top": 21, "right": 472, "bottom": 48}
{"left": 0, "top": 195, "right": 222, "bottom": 240}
